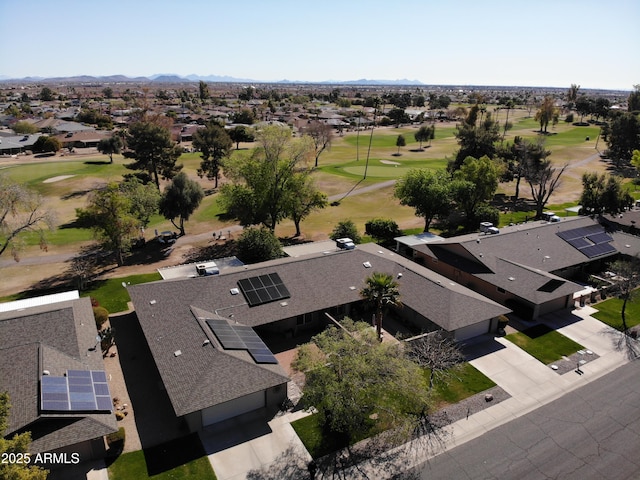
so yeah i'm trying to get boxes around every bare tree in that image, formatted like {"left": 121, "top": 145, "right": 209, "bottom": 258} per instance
{"left": 407, "top": 331, "right": 465, "bottom": 389}
{"left": 0, "top": 175, "right": 54, "bottom": 261}
{"left": 604, "top": 257, "right": 640, "bottom": 360}
{"left": 524, "top": 160, "right": 568, "bottom": 219}
{"left": 302, "top": 121, "right": 334, "bottom": 168}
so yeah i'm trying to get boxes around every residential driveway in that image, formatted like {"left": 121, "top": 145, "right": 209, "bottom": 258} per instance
{"left": 199, "top": 408, "right": 312, "bottom": 480}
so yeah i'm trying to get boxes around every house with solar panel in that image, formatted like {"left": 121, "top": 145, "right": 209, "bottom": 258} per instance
{"left": 128, "top": 243, "right": 510, "bottom": 430}
{"left": 0, "top": 292, "right": 117, "bottom": 461}
{"left": 407, "top": 216, "right": 623, "bottom": 320}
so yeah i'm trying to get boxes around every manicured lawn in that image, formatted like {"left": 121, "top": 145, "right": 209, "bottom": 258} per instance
{"left": 593, "top": 295, "right": 640, "bottom": 331}
{"left": 108, "top": 433, "right": 216, "bottom": 480}
{"left": 292, "top": 362, "right": 496, "bottom": 459}
{"left": 82, "top": 272, "right": 162, "bottom": 313}
{"left": 505, "top": 324, "right": 584, "bottom": 364}
{"left": 431, "top": 363, "right": 496, "bottom": 407}
{"left": 107, "top": 451, "right": 216, "bottom": 480}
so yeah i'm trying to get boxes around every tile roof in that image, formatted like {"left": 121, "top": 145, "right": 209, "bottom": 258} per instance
{"left": 129, "top": 245, "right": 509, "bottom": 416}
{"left": 0, "top": 298, "right": 117, "bottom": 452}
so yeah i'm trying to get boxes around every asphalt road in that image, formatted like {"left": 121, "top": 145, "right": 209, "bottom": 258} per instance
{"left": 418, "top": 361, "right": 640, "bottom": 480}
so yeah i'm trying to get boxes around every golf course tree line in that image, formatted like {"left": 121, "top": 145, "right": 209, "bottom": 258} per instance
{"left": 218, "top": 124, "right": 327, "bottom": 234}
{"left": 76, "top": 173, "right": 204, "bottom": 266}
{"left": 395, "top": 155, "right": 504, "bottom": 232}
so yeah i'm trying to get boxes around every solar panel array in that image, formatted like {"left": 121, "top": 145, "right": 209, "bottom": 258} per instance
{"left": 237, "top": 273, "right": 290, "bottom": 307}
{"left": 41, "top": 370, "right": 112, "bottom": 412}
{"left": 556, "top": 226, "right": 616, "bottom": 259}
{"left": 206, "top": 319, "right": 278, "bottom": 364}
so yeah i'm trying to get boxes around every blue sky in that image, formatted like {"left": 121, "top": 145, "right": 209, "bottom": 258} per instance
{"left": 1, "top": 0, "right": 638, "bottom": 90}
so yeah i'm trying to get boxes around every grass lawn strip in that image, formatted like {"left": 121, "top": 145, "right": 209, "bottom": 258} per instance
{"left": 81, "top": 272, "right": 162, "bottom": 313}
{"left": 505, "top": 324, "right": 584, "bottom": 365}
{"left": 592, "top": 295, "right": 640, "bottom": 331}
{"left": 107, "top": 433, "right": 216, "bottom": 480}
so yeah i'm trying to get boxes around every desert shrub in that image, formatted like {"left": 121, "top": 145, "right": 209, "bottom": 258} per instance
{"left": 93, "top": 306, "right": 109, "bottom": 329}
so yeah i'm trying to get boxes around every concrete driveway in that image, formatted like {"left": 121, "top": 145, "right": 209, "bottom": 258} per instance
{"left": 199, "top": 408, "right": 312, "bottom": 480}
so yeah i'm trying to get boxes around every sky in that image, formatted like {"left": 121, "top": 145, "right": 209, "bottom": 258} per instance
{"left": 1, "top": 0, "right": 638, "bottom": 90}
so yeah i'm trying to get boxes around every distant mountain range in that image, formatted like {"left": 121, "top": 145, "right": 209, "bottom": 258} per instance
{"left": 0, "top": 73, "right": 425, "bottom": 86}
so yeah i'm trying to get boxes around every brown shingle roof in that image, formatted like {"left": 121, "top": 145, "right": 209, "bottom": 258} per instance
{"left": 129, "top": 245, "right": 509, "bottom": 416}
{"left": 0, "top": 298, "right": 117, "bottom": 452}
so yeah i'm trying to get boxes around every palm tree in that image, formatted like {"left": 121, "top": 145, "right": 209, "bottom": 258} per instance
{"left": 360, "top": 272, "right": 401, "bottom": 341}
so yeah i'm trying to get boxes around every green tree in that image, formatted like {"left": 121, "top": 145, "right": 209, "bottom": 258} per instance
{"left": 451, "top": 105, "right": 501, "bottom": 170}
{"left": 76, "top": 183, "right": 139, "bottom": 266}
{"left": 232, "top": 108, "right": 256, "bottom": 125}
{"left": 580, "top": 172, "right": 633, "bottom": 215}
{"left": 32, "top": 136, "right": 61, "bottom": 154}
{"left": 449, "top": 155, "right": 504, "bottom": 229}
{"left": 329, "top": 219, "right": 361, "bottom": 243}
{"left": 12, "top": 121, "right": 38, "bottom": 134}
{"left": 606, "top": 112, "right": 640, "bottom": 167}
{"left": 39, "top": 87, "right": 54, "bottom": 101}
{"left": 158, "top": 172, "right": 204, "bottom": 236}
{"left": 228, "top": 125, "right": 255, "bottom": 149}
{"left": 285, "top": 172, "right": 327, "bottom": 237}
{"left": 102, "top": 87, "right": 113, "bottom": 99}
{"left": 97, "top": 135, "right": 122, "bottom": 163}
{"left": 0, "top": 174, "right": 54, "bottom": 262}
{"left": 0, "top": 393, "right": 48, "bottom": 480}
{"left": 235, "top": 227, "right": 283, "bottom": 264}
{"left": 566, "top": 84, "right": 580, "bottom": 110}
{"left": 395, "top": 134, "right": 406, "bottom": 154}
{"left": 414, "top": 125, "right": 430, "bottom": 150}
{"left": 628, "top": 85, "right": 640, "bottom": 112}
{"left": 293, "top": 322, "right": 432, "bottom": 448}
{"left": 632, "top": 149, "right": 640, "bottom": 171}
{"left": 192, "top": 122, "right": 233, "bottom": 188}
{"left": 219, "top": 125, "right": 313, "bottom": 231}
{"left": 198, "top": 80, "right": 210, "bottom": 100}
{"left": 360, "top": 272, "right": 401, "bottom": 341}
{"left": 126, "top": 121, "right": 183, "bottom": 188}
{"left": 301, "top": 121, "right": 334, "bottom": 167}
{"left": 76, "top": 109, "right": 113, "bottom": 129}
{"left": 118, "top": 177, "right": 160, "bottom": 227}
{"left": 535, "top": 95, "right": 558, "bottom": 133}
{"left": 364, "top": 218, "right": 401, "bottom": 244}
{"left": 395, "top": 169, "right": 451, "bottom": 232}
{"left": 388, "top": 107, "right": 409, "bottom": 127}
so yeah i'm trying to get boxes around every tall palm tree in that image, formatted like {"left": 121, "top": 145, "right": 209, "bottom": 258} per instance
{"left": 360, "top": 272, "right": 401, "bottom": 341}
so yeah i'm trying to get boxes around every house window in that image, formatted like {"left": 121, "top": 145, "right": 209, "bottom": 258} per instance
{"left": 497, "top": 287, "right": 506, "bottom": 294}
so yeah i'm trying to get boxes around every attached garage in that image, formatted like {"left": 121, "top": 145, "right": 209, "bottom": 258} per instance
{"left": 202, "top": 391, "right": 265, "bottom": 426}
{"left": 454, "top": 319, "right": 491, "bottom": 341}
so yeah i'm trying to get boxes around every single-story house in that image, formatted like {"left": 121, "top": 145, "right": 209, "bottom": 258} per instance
{"left": 0, "top": 292, "right": 117, "bottom": 462}
{"left": 128, "top": 243, "right": 509, "bottom": 430}
{"left": 407, "top": 216, "right": 619, "bottom": 320}
{"left": 0, "top": 133, "right": 42, "bottom": 154}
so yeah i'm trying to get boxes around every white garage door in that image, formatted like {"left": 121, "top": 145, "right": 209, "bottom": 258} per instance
{"left": 202, "top": 391, "right": 265, "bottom": 427}
{"left": 454, "top": 320, "right": 490, "bottom": 341}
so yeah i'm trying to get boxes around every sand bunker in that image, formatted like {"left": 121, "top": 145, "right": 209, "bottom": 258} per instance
{"left": 380, "top": 160, "right": 401, "bottom": 165}
{"left": 43, "top": 175, "right": 75, "bottom": 183}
